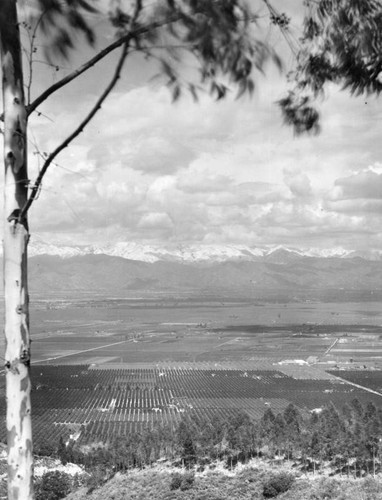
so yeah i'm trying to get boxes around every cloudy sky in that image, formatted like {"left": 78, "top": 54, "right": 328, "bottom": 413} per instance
{"left": 9, "top": 0, "right": 382, "bottom": 251}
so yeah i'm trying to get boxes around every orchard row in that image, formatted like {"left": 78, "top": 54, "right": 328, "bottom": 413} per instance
{"left": 1, "top": 364, "right": 382, "bottom": 449}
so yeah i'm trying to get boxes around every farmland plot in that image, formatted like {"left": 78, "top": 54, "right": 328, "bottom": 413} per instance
{"left": 1, "top": 364, "right": 382, "bottom": 449}
{"left": 327, "top": 369, "right": 382, "bottom": 393}
{"left": 1, "top": 297, "right": 382, "bottom": 449}
{"left": 3, "top": 297, "right": 382, "bottom": 365}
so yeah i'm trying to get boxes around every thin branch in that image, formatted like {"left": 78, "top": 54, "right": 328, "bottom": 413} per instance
{"left": 34, "top": 149, "right": 98, "bottom": 185}
{"left": 34, "top": 109, "right": 54, "bottom": 121}
{"left": 263, "top": 0, "right": 300, "bottom": 57}
{"left": 26, "top": 9, "right": 47, "bottom": 105}
{"left": 27, "top": 15, "right": 177, "bottom": 116}
{"left": 19, "top": 39, "right": 130, "bottom": 222}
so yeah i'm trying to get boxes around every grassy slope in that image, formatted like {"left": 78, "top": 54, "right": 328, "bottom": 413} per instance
{"left": 65, "top": 461, "right": 382, "bottom": 500}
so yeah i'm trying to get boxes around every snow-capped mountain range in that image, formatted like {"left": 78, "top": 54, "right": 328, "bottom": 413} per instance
{"left": 0, "top": 240, "right": 380, "bottom": 299}
{"left": 22, "top": 241, "right": 382, "bottom": 263}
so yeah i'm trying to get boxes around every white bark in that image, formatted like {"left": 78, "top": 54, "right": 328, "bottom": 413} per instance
{"left": 0, "top": 1, "right": 34, "bottom": 498}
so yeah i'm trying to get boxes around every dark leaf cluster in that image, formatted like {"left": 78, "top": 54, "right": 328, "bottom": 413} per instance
{"left": 270, "top": 13, "right": 290, "bottom": 29}
{"left": 34, "top": 0, "right": 98, "bottom": 61}
{"left": 282, "top": 0, "right": 382, "bottom": 133}
{"left": 136, "top": 0, "right": 278, "bottom": 101}
{"left": 278, "top": 91, "right": 320, "bottom": 135}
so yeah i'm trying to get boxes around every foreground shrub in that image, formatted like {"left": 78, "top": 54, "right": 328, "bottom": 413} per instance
{"left": 86, "top": 466, "right": 114, "bottom": 493}
{"left": 262, "top": 472, "right": 295, "bottom": 498}
{"left": 308, "top": 478, "right": 342, "bottom": 500}
{"left": 170, "top": 472, "right": 183, "bottom": 490}
{"left": 180, "top": 471, "right": 195, "bottom": 490}
{"left": 35, "top": 470, "right": 71, "bottom": 500}
{"left": 170, "top": 471, "right": 195, "bottom": 491}
{"left": 34, "top": 440, "right": 57, "bottom": 457}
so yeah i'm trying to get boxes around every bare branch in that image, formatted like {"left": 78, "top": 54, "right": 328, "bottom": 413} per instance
{"left": 19, "top": 39, "right": 130, "bottom": 221}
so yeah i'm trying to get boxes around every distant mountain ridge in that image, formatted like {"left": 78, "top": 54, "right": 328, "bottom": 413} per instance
{"left": 21, "top": 241, "right": 382, "bottom": 263}
{"left": 4, "top": 242, "right": 379, "bottom": 300}
{"left": 0, "top": 241, "right": 379, "bottom": 299}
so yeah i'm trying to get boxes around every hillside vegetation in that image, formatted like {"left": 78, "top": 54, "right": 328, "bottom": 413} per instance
{"left": 50, "top": 399, "right": 382, "bottom": 478}
{"left": 64, "top": 463, "right": 382, "bottom": 500}
{"left": 3, "top": 397, "right": 382, "bottom": 498}
{"left": 23, "top": 398, "right": 382, "bottom": 499}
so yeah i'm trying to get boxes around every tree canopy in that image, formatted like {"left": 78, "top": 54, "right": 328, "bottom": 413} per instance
{"left": 279, "top": 0, "right": 382, "bottom": 133}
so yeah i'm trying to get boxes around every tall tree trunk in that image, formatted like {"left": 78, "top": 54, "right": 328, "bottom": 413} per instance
{"left": 0, "top": 1, "right": 34, "bottom": 498}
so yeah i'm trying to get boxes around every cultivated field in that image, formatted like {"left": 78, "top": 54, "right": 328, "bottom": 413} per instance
{"left": 1, "top": 363, "right": 382, "bottom": 449}
{"left": 2, "top": 297, "right": 382, "bottom": 365}
{"left": 1, "top": 296, "right": 382, "bottom": 448}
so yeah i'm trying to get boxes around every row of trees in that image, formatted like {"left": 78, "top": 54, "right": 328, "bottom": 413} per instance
{"left": 50, "top": 398, "right": 382, "bottom": 478}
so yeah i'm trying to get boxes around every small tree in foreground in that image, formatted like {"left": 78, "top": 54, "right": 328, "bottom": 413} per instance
{"left": 34, "top": 471, "right": 71, "bottom": 500}
{"left": 0, "top": 1, "right": 282, "bottom": 497}
{"left": 262, "top": 472, "right": 295, "bottom": 499}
